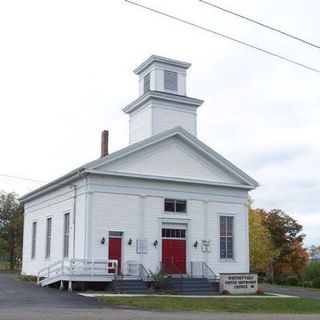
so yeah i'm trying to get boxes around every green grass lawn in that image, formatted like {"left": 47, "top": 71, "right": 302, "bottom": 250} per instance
{"left": 98, "top": 296, "right": 320, "bottom": 313}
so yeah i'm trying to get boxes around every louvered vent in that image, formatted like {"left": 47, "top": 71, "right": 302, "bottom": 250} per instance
{"left": 143, "top": 73, "right": 150, "bottom": 93}
{"left": 164, "top": 70, "right": 178, "bottom": 91}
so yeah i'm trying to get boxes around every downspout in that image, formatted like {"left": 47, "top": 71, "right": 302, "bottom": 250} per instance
{"left": 71, "top": 184, "right": 77, "bottom": 259}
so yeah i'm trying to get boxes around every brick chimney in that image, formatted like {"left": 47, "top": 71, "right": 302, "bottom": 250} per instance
{"left": 100, "top": 130, "right": 109, "bottom": 157}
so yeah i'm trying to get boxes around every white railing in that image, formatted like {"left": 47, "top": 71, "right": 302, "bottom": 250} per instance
{"left": 190, "top": 261, "right": 218, "bottom": 280}
{"left": 37, "top": 259, "right": 118, "bottom": 285}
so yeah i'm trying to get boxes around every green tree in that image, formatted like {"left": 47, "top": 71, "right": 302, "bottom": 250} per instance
{"left": 309, "top": 245, "right": 320, "bottom": 260}
{"left": 249, "top": 204, "right": 279, "bottom": 273}
{"left": 0, "top": 192, "right": 24, "bottom": 270}
{"left": 262, "top": 209, "right": 307, "bottom": 278}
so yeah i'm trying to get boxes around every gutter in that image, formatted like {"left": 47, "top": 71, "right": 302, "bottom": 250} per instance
{"left": 19, "top": 168, "right": 86, "bottom": 203}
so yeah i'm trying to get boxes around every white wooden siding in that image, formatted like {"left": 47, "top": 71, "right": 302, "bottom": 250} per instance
{"left": 98, "top": 137, "right": 242, "bottom": 185}
{"left": 21, "top": 181, "right": 87, "bottom": 275}
{"left": 129, "top": 104, "right": 152, "bottom": 144}
{"left": 152, "top": 104, "right": 196, "bottom": 137}
{"left": 86, "top": 175, "right": 249, "bottom": 274}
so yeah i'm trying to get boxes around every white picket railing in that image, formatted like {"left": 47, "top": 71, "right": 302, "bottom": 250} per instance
{"left": 37, "top": 259, "right": 118, "bottom": 285}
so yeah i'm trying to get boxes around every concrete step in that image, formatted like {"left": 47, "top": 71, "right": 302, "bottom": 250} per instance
{"left": 112, "top": 279, "right": 148, "bottom": 294}
{"left": 167, "top": 278, "right": 220, "bottom": 295}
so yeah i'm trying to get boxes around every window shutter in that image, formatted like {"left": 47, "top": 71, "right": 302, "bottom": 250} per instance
{"left": 143, "top": 73, "right": 150, "bottom": 93}
{"left": 164, "top": 70, "right": 178, "bottom": 91}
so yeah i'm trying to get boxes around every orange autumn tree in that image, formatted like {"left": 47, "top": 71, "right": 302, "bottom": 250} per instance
{"left": 262, "top": 209, "right": 308, "bottom": 280}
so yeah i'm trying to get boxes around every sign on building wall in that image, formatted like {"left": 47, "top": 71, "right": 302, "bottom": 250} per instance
{"left": 219, "top": 274, "right": 258, "bottom": 294}
{"left": 201, "top": 240, "right": 211, "bottom": 253}
{"left": 136, "top": 239, "right": 148, "bottom": 254}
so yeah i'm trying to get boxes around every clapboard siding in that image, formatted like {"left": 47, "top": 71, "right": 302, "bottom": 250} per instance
{"left": 88, "top": 175, "right": 249, "bottom": 274}
{"left": 99, "top": 137, "right": 241, "bottom": 185}
{"left": 152, "top": 104, "right": 197, "bottom": 137}
{"left": 21, "top": 181, "right": 87, "bottom": 275}
{"left": 129, "top": 104, "right": 152, "bottom": 144}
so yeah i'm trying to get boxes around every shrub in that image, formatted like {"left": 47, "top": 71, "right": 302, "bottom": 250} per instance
{"left": 312, "top": 277, "right": 320, "bottom": 288}
{"left": 303, "top": 261, "right": 320, "bottom": 281}
{"left": 149, "top": 269, "right": 165, "bottom": 292}
{"left": 222, "top": 289, "right": 231, "bottom": 295}
{"left": 286, "top": 276, "right": 299, "bottom": 286}
{"left": 17, "top": 274, "right": 37, "bottom": 282}
{"left": 256, "top": 289, "right": 265, "bottom": 295}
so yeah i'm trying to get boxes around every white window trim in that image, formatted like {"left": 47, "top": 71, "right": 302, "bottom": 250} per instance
{"left": 31, "top": 220, "right": 37, "bottom": 260}
{"left": 164, "top": 198, "right": 187, "bottom": 214}
{"left": 63, "top": 211, "right": 70, "bottom": 258}
{"left": 45, "top": 216, "right": 52, "bottom": 260}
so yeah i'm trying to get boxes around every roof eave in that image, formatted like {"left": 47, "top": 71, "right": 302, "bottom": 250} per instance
{"left": 122, "top": 91, "right": 204, "bottom": 114}
{"left": 86, "top": 169, "right": 256, "bottom": 190}
{"left": 19, "top": 168, "right": 86, "bottom": 203}
{"left": 134, "top": 55, "right": 191, "bottom": 75}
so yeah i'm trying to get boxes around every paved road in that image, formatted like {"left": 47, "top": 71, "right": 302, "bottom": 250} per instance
{"left": 0, "top": 272, "right": 319, "bottom": 320}
{"left": 261, "top": 284, "right": 320, "bottom": 300}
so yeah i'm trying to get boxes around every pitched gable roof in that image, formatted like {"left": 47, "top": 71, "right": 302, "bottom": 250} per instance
{"left": 20, "top": 126, "right": 258, "bottom": 202}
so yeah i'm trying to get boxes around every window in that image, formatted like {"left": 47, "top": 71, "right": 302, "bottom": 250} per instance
{"left": 220, "top": 216, "right": 234, "bottom": 259}
{"left": 164, "top": 199, "right": 187, "bottom": 213}
{"left": 164, "top": 70, "right": 177, "bottom": 91}
{"left": 143, "top": 73, "right": 150, "bottom": 93}
{"left": 162, "top": 228, "right": 186, "bottom": 238}
{"left": 31, "top": 221, "right": 37, "bottom": 259}
{"left": 45, "top": 218, "right": 52, "bottom": 259}
{"left": 63, "top": 213, "right": 70, "bottom": 258}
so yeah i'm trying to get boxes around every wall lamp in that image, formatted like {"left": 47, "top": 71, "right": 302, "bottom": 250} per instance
{"left": 128, "top": 238, "right": 133, "bottom": 246}
{"left": 101, "top": 237, "right": 106, "bottom": 245}
{"left": 194, "top": 241, "right": 198, "bottom": 248}
{"left": 153, "top": 240, "right": 158, "bottom": 247}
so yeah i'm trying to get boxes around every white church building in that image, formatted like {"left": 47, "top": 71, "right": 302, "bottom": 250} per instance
{"left": 21, "top": 55, "right": 258, "bottom": 289}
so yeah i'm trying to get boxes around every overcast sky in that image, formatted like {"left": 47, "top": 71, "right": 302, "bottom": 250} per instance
{"left": 0, "top": 0, "right": 319, "bottom": 246}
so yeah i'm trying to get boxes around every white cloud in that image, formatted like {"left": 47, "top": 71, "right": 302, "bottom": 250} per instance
{"left": 0, "top": 0, "right": 319, "bottom": 245}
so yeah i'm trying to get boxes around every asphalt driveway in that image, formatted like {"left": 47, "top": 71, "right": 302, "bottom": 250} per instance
{"left": 0, "top": 272, "right": 103, "bottom": 309}
{"left": 261, "top": 283, "right": 320, "bottom": 300}
{"left": 0, "top": 272, "right": 319, "bottom": 320}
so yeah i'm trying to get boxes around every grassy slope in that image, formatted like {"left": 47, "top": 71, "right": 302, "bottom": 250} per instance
{"left": 98, "top": 296, "right": 320, "bottom": 313}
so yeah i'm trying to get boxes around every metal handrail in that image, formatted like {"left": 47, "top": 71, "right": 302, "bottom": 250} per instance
{"left": 190, "top": 261, "right": 218, "bottom": 281}
{"left": 202, "top": 261, "right": 218, "bottom": 280}
{"left": 161, "top": 260, "right": 185, "bottom": 294}
{"left": 139, "top": 264, "right": 150, "bottom": 282}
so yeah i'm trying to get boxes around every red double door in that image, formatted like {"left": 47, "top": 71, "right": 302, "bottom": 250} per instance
{"left": 108, "top": 237, "right": 122, "bottom": 273}
{"left": 162, "top": 239, "right": 186, "bottom": 274}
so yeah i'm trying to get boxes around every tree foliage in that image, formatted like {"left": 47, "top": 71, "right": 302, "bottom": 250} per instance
{"left": 248, "top": 203, "right": 279, "bottom": 273}
{"left": 309, "top": 245, "right": 320, "bottom": 260}
{"left": 260, "top": 208, "right": 308, "bottom": 278}
{"left": 0, "top": 191, "right": 24, "bottom": 270}
{"left": 248, "top": 200, "right": 308, "bottom": 280}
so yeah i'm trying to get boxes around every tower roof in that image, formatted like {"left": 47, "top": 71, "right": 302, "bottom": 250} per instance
{"left": 134, "top": 55, "right": 191, "bottom": 75}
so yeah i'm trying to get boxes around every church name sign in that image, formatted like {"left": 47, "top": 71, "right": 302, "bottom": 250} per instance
{"left": 219, "top": 274, "right": 257, "bottom": 294}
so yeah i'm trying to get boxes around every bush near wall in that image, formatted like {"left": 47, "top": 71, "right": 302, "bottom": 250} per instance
{"left": 303, "top": 262, "right": 320, "bottom": 282}
{"left": 312, "top": 278, "right": 320, "bottom": 289}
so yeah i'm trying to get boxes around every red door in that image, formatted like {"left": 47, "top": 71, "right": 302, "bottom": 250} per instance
{"left": 108, "top": 237, "right": 122, "bottom": 273}
{"left": 162, "top": 239, "right": 186, "bottom": 274}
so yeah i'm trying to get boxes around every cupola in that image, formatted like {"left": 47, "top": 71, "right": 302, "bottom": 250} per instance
{"left": 123, "top": 55, "right": 203, "bottom": 144}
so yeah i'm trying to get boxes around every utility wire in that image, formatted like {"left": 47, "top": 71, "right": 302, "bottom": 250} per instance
{"left": 125, "top": 0, "right": 320, "bottom": 74}
{"left": 0, "top": 173, "right": 46, "bottom": 184}
{"left": 199, "top": 0, "right": 320, "bottom": 50}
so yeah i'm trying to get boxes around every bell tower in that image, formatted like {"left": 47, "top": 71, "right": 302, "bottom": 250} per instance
{"left": 123, "top": 55, "right": 203, "bottom": 144}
